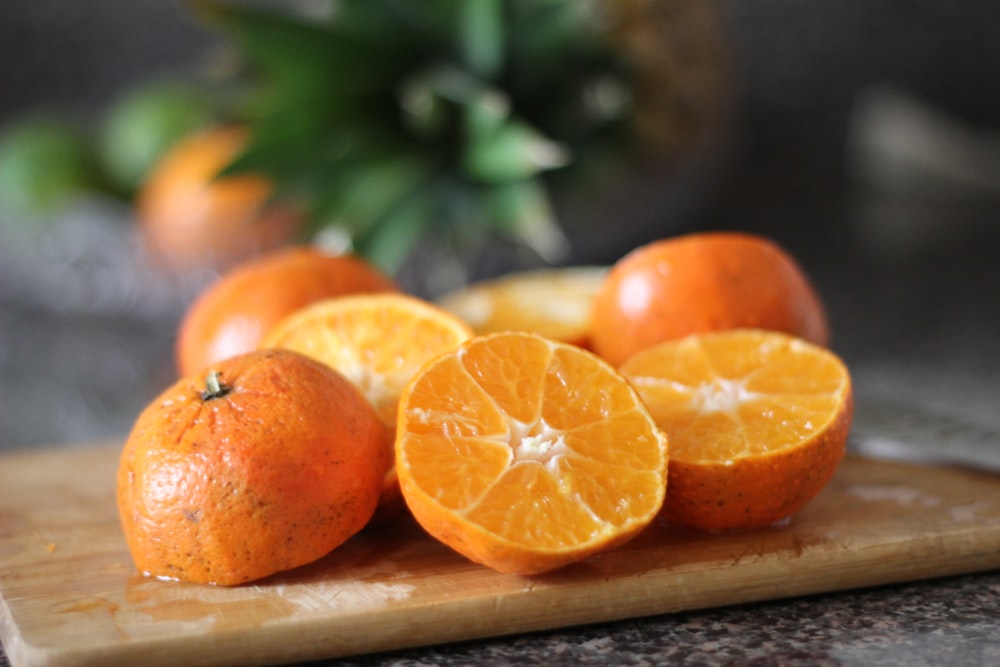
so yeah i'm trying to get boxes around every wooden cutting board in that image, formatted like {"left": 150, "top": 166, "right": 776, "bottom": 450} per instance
{"left": 2, "top": 442, "right": 1000, "bottom": 667}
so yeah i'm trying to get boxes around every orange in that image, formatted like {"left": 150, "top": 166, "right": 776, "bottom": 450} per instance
{"left": 395, "top": 331, "right": 669, "bottom": 575}
{"left": 590, "top": 232, "right": 830, "bottom": 366}
{"left": 620, "top": 329, "right": 852, "bottom": 531}
{"left": 438, "top": 266, "right": 607, "bottom": 349}
{"left": 260, "top": 293, "right": 474, "bottom": 514}
{"left": 175, "top": 246, "right": 398, "bottom": 378}
{"left": 116, "top": 348, "right": 392, "bottom": 585}
{"left": 137, "top": 125, "right": 299, "bottom": 273}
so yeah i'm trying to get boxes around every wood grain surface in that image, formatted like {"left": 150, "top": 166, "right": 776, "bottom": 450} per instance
{"left": 2, "top": 443, "right": 1000, "bottom": 667}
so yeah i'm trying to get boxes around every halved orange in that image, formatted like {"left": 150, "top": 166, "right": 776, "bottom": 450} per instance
{"left": 437, "top": 266, "right": 607, "bottom": 349}
{"left": 620, "top": 329, "right": 853, "bottom": 531}
{"left": 260, "top": 293, "right": 474, "bottom": 514}
{"left": 395, "top": 331, "right": 669, "bottom": 575}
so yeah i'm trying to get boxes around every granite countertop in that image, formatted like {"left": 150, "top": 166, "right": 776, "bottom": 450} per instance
{"left": 278, "top": 572, "right": 1000, "bottom": 666}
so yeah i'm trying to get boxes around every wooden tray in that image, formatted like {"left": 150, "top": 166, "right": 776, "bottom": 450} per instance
{"left": 2, "top": 442, "right": 1000, "bottom": 667}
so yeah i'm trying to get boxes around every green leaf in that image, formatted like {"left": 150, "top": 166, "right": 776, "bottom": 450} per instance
{"left": 459, "top": 0, "right": 504, "bottom": 79}
{"left": 504, "top": 0, "right": 628, "bottom": 141}
{"left": 221, "top": 117, "right": 327, "bottom": 175}
{"left": 352, "top": 189, "right": 434, "bottom": 274}
{"left": 463, "top": 87, "right": 509, "bottom": 139}
{"left": 408, "top": 64, "right": 483, "bottom": 106}
{"left": 198, "top": 3, "right": 336, "bottom": 81}
{"left": 198, "top": 1, "right": 403, "bottom": 99}
{"left": 324, "top": 155, "right": 435, "bottom": 236}
{"left": 398, "top": 80, "right": 449, "bottom": 140}
{"left": 509, "top": 0, "right": 602, "bottom": 60}
{"left": 464, "top": 112, "right": 569, "bottom": 182}
{"left": 337, "top": 0, "right": 459, "bottom": 52}
{"left": 486, "top": 180, "right": 568, "bottom": 262}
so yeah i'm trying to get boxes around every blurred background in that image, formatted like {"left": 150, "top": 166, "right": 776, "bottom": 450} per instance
{"left": 1, "top": 0, "right": 999, "bottom": 450}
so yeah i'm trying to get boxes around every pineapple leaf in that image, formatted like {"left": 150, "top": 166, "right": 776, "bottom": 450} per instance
{"left": 197, "top": 1, "right": 404, "bottom": 99}
{"left": 324, "top": 156, "right": 435, "bottom": 237}
{"left": 459, "top": 0, "right": 504, "bottom": 79}
{"left": 464, "top": 112, "right": 569, "bottom": 183}
{"left": 336, "top": 0, "right": 460, "bottom": 51}
{"left": 463, "top": 87, "right": 509, "bottom": 139}
{"left": 352, "top": 191, "right": 434, "bottom": 273}
{"left": 196, "top": 3, "right": 338, "bottom": 83}
{"left": 486, "top": 180, "right": 569, "bottom": 262}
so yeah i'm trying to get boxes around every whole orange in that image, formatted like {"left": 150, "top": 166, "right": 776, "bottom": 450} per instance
{"left": 175, "top": 246, "right": 398, "bottom": 378}
{"left": 590, "top": 232, "right": 829, "bottom": 366}
{"left": 137, "top": 125, "right": 299, "bottom": 273}
{"left": 116, "top": 348, "right": 392, "bottom": 585}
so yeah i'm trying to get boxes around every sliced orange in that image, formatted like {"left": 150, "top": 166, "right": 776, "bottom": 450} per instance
{"left": 395, "top": 331, "right": 668, "bottom": 575}
{"left": 437, "top": 266, "right": 607, "bottom": 349}
{"left": 260, "top": 293, "right": 474, "bottom": 514}
{"left": 620, "top": 329, "right": 853, "bottom": 531}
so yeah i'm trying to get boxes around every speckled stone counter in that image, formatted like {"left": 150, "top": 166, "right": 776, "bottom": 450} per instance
{"left": 3, "top": 571, "right": 997, "bottom": 666}
{"left": 278, "top": 572, "right": 1000, "bottom": 666}
{"left": 325, "top": 571, "right": 1000, "bottom": 667}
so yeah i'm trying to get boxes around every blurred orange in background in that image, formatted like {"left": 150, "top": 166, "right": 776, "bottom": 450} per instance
{"left": 137, "top": 126, "right": 300, "bottom": 275}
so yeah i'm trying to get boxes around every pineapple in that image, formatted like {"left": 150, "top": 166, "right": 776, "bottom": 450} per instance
{"left": 198, "top": 0, "right": 729, "bottom": 288}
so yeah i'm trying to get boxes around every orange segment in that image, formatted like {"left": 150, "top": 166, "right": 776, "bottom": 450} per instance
{"left": 438, "top": 266, "right": 607, "bottom": 348}
{"left": 620, "top": 329, "right": 853, "bottom": 531}
{"left": 260, "top": 294, "right": 474, "bottom": 514}
{"left": 395, "top": 331, "right": 668, "bottom": 575}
